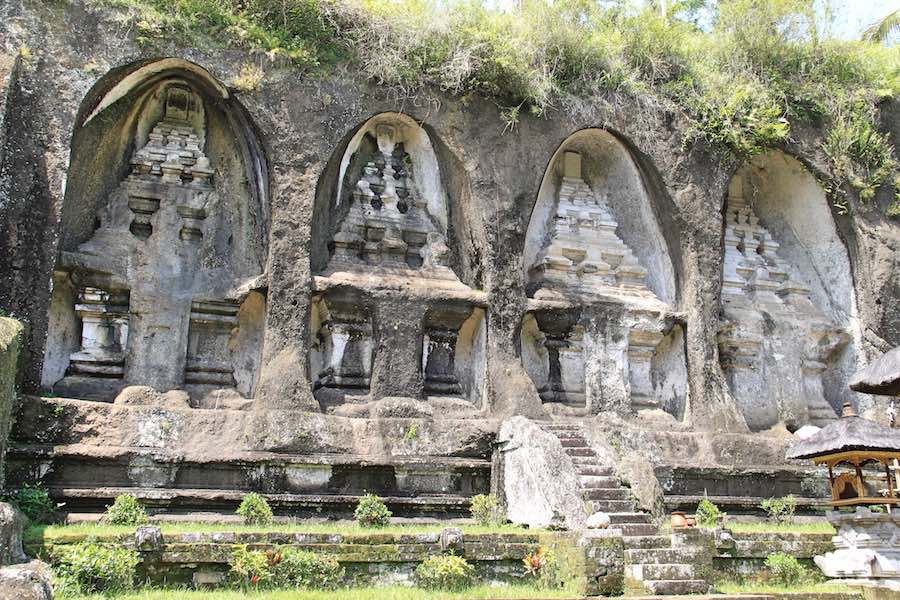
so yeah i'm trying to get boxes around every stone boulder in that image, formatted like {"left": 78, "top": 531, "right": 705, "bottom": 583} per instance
{"left": 0, "top": 560, "right": 53, "bottom": 600}
{"left": 497, "top": 416, "right": 587, "bottom": 530}
{"left": 114, "top": 386, "right": 191, "bottom": 410}
{"left": 0, "top": 502, "right": 27, "bottom": 565}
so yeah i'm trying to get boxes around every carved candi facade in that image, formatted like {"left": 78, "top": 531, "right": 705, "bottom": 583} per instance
{"left": 718, "top": 170, "right": 851, "bottom": 431}
{"left": 310, "top": 114, "right": 486, "bottom": 414}
{"left": 522, "top": 137, "right": 687, "bottom": 419}
{"left": 41, "top": 81, "right": 267, "bottom": 406}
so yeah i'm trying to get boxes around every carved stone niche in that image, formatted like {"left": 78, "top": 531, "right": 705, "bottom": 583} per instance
{"left": 522, "top": 310, "right": 586, "bottom": 409}
{"left": 422, "top": 305, "right": 473, "bottom": 397}
{"left": 68, "top": 287, "right": 130, "bottom": 379}
{"left": 719, "top": 172, "right": 850, "bottom": 431}
{"left": 322, "top": 118, "right": 462, "bottom": 287}
{"left": 184, "top": 300, "right": 239, "bottom": 387}
{"left": 310, "top": 292, "right": 375, "bottom": 409}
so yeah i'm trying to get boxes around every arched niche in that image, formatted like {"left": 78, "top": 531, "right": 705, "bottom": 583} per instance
{"left": 523, "top": 128, "right": 676, "bottom": 304}
{"left": 309, "top": 112, "right": 485, "bottom": 412}
{"left": 719, "top": 150, "right": 861, "bottom": 431}
{"left": 41, "top": 59, "right": 269, "bottom": 407}
{"left": 311, "top": 112, "right": 477, "bottom": 284}
{"left": 520, "top": 129, "right": 684, "bottom": 420}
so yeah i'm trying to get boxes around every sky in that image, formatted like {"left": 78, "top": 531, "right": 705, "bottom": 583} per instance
{"left": 827, "top": 0, "right": 899, "bottom": 40}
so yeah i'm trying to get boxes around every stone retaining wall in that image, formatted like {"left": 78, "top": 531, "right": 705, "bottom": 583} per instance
{"left": 26, "top": 528, "right": 621, "bottom": 592}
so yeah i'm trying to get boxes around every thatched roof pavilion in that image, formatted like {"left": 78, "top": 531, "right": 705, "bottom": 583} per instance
{"left": 849, "top": 346, "right": 900, "bottom": 396}
{"left": 787, "top": 402, "right": 900, "bottom": 507}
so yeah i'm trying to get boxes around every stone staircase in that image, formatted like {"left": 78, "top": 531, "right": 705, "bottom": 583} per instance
{"left": 542, "top": 422, "right": 710, "bottom": 595}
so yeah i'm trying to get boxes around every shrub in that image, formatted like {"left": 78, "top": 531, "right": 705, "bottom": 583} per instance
{"left": 415, "top": 554, "right": 476, "bottom": 591}
{"left": 760, "top": 495, "right": 797, "bottom": 523}
{"left": 523, "top": 546, "right": 562, "bottom": 589}
{"left": 103, "top": 494, "right": 148, "bottom": 526}
{"left": 470, "top": 493, "right": 506, "bottom": 527}
{"left": 53, "top": 542, "right": 139, "bottom": 594}
{"left": 272, "top": 548, "right": 344, "bottom": 589}
{"left": 765, "top": 552, "right": 805, "bottom": 586}
{"left": 696, "top": 498, "right": 722, "bottom": 527}
{"left": 3, "top": 484, "right": 55, "bottom": 523}
{"left": 230, "top": 545, "right": 272, "bottom": 587}
{"left": 236, "top": 492, "right": 274, "bottom": 526}
{"left": 354, "top": 493, "right": 391, "bottom": 528}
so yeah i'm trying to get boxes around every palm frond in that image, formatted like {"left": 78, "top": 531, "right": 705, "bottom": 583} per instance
{"left": 862, "top": 9, "right": 900, "bottom": 43}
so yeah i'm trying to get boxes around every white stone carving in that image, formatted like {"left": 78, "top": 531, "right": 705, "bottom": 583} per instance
{"left": 68, "top": 287, "right": 130, "bottom": 378}
{"left": 529, "top": 152, "right": 652, "bottom": 298}
{"left": 327, "top": 124, "right": 457, "bottom": 282}
{"left": 719, "top": 175, "right": 850, "bottom": 429}
{"left": 815, "top": 508, "right": 900, "bottom": 588}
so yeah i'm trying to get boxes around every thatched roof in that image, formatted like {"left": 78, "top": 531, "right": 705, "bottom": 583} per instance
{"left": 849, "top": 346, "right": 900, "bottom": 396}
{"left": 786, "top": 402, "right": 900, "bottom": 460}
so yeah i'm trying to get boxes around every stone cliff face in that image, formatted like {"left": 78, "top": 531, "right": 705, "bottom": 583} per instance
{"left": 0, "top": 0, "right": 898, "bottom": 447}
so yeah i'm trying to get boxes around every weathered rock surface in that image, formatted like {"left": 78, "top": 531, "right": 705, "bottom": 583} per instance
{"left": 0, "top": 318, "right": 23, "bottom": 486}
{"left": 0, "top": 560, "right": 53, "bottom": 600}
{"left": 497, "top": 416, "right": 587, "bottom": 529}
{"left": 0, "top": 502, "right": 26, "bottom": 565}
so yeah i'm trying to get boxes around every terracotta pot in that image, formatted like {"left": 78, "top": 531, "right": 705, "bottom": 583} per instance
{"left": 671, "top": 511, "right": 688, "bottom": 528}
{"left": 685, "top": 516, "right": 697, "bottom": 527}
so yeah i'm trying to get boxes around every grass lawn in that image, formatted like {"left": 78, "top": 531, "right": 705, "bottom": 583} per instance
{"left": 725, "top": 521, "right": 836, "bottom": 534}
{"left": 63, "top": 585, "right": 581, "bottom": 600}
{"left": 27, "top": 521, "right": 537, "bottom": 543}
{"left": 716, "top": 581, "right": 854, "bottom": 594}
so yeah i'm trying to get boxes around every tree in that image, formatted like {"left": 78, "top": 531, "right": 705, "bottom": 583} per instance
{"left": 862, "top": 9, "right": 900, "bottom": 44}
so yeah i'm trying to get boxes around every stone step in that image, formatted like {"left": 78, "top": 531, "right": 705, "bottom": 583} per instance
{"left": 580, "top": 486, "right": 631, "bottom": 500}
{"left": 623, "top": 535, "right": 670, "bottom": 550}
{"left": 542, "top": 422, "right": 581, "bottom": 430}
{"left": 588, "top": 499, "right": 636, "bottom": 513}
{"left": 558, "top": 437, "right": 588, "bottom": 448}
{"left": 625, "top": 548, "right": 703, "bottom": 564}
{"left": 641, "top": 579, "right": 710, "bottom": 595}
{"left": 578, "top": 475, "right": 620, "bottom": 489}
{"left": 609, "top": 512, "right": 652, "bottom": 525}
{"left": 620, "top": 523, "right": 659, "bottom": 536}
{"left": 639, "top": 563, "right": 697, "bottom": 581}
{"left": 564, "top": 447, "right": 597, "bottom": 457}
{"left": 575, "top": 465, "right": 614, "bottom": 477}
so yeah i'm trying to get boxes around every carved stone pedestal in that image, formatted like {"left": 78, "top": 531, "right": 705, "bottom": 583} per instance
{"left": 815, "top": 508, "right": 900, "bottom": 590}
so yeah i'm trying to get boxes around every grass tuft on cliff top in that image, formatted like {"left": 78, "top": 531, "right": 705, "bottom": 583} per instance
{"left": 85, "top": 0, "right": 899, "bottom": 213}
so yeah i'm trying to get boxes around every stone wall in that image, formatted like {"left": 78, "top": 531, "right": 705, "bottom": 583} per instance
{"left": 26, "top": 527, "right": 619, "bottom": 593}
{"left": 0, "top": 318, "right": 23, "bottom": 487}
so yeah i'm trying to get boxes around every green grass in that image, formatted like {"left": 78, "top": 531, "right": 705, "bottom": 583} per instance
{"left": 26, "top": 521, "right": 537, "bottom": 544}
{"left": 716, "top": 581, "right": 854, "bottom": 594}
{"left": 62, "top": 584, "right": 580, "bottom": 600}
{"left": 726, "top": 521, "right": 836, "bottom": 534}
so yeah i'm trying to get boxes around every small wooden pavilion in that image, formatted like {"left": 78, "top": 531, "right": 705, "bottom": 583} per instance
{"left": 787, "top": 402, "right": 900, "bottom": 507}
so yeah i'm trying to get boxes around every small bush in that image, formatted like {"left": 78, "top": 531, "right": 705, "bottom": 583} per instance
{"left": 523, "top": 546, "right": 562, "bottom": 589}
{"left": 354, "top": 493, "right": 391, "bottom": 528}
{"left": 236, "top": 492, "right": 274, "bottom": 526}
{"left": 470, "top": 493, "right": 506, "bottom": 527}
{"left": 760, "top": 495, "right": 797, "bottom": 523}
{"left": 272, "top": 548, "right": 344, "bottom": 589}
{"left": 103, "top": 494, "right": 148, "bottom": 526}
{"left": 696, "top": 498, "right": 722, "bottom": 527}
{"left": 230, "top": 545, "right": 272, "bottom": 587}
{"left": 415, "top": 554, "right": 476, "bottom": 591}
{"left": 765, "top": 552, "right": 805, "bottom": 586}
{"left": 3, "top": 484, "right": 55, "bottom": 523}
{"left": 53, "top": 542, "right": 139, "bottom": 594}
{"left": 230, "top": 546, "right": 344, "bottom": 589}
